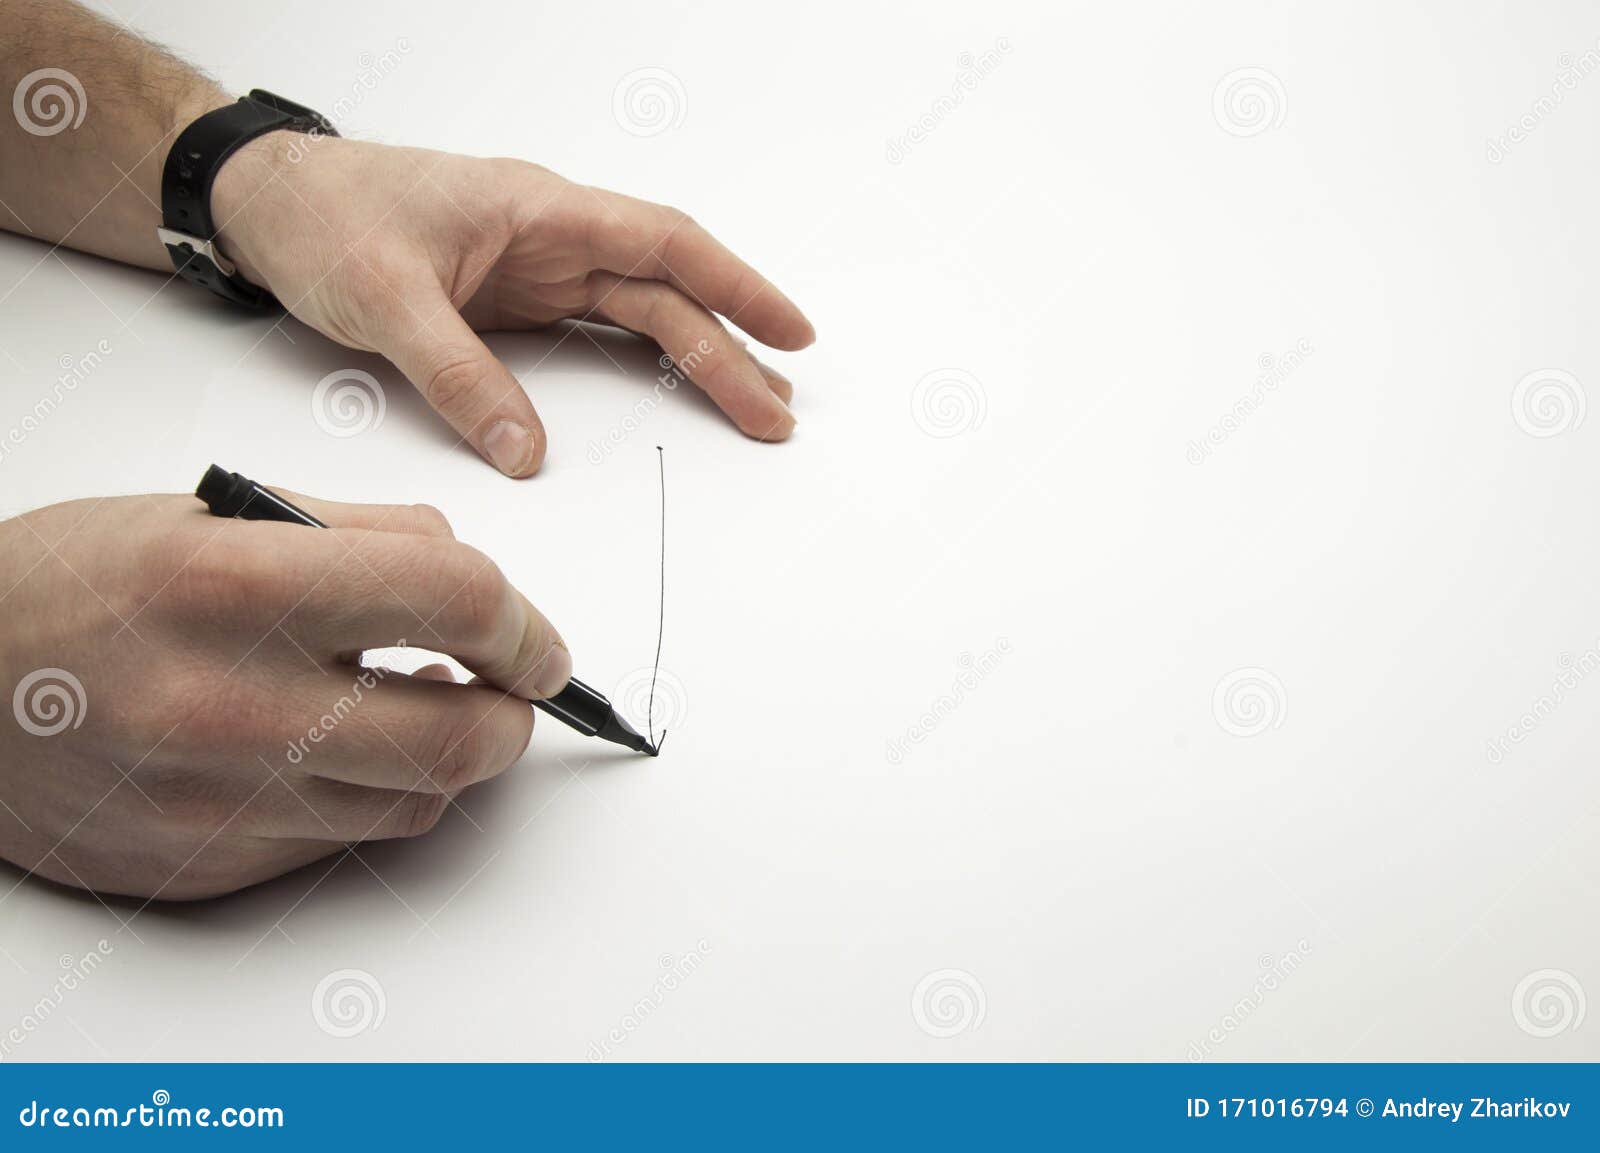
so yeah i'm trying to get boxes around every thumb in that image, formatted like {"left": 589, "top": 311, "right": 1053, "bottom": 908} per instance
{"left": 374, "top": 283, "right": 547, "bottom": 477}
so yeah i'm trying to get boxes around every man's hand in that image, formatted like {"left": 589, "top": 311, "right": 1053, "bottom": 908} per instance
{"left": 0, "top": 0, "right": 814, "bottom": 476}
{"left": 213, "top": 136, "right": 813, "bottom": 476}
{"left": 0, "top": 492, "right": 567, "bottom": 900}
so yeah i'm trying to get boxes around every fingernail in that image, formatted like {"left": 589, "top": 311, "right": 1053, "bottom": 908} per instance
{"left": 484, "top": 421, "right": 533, "bottom": 476}
{"left": 535, "top": 641, "right": 573, "bottom": 699}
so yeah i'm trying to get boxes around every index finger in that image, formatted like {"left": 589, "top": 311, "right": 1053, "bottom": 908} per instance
{"left": 321, "top": 530, "right": 572, "bottom": 700}
{"left": 254, "top": 488, "right": 457, "bottom": 538}
{"left": 581, "top": 187, "right": 816, "bottom": 351}
{"left": 178, "top": 522, "right": 572, "bottom": 701}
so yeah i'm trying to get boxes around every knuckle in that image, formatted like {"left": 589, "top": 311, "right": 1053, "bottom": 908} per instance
{"left": 441, "top": 546, "right": 508, "bottom": 641}
{"left": 173, "top": 534, "right": 296, "bottom": 626}
{"left": 428, "top": 718, "right": 494, "bottom": 792}
{"left": 144, "top": 667, "right": 255, "bottom": 758}
{"left": 730, "top": 267, "right": 769, "bottom": 309}
{"left": 341, "top": 259, "right": 406, "bottom": 315}
{"left": 419, "top": 352, "right": 486, "bottom": 424}
{"left": 408, "top": 503, "right": 454, "bottom": 538}
{"left": 489, "top": 155, "right": 544, "bottom": 183}
{"left": 507, "top": 620, "right": 559, "bottom": 695}
{"left": 134, "top": 523, "right": 193, "bottom": 581}
{"left": 638, "top": 288, "right": 667, "bottom": 332}
{"left": 697, "top": 343, "right": 739, "bottom": 381}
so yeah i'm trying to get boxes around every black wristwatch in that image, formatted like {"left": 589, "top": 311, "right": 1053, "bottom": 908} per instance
{"left": 158, "top": 90, "right": 336, "bottom": 308}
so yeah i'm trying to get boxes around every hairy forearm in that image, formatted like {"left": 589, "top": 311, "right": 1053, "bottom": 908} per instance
{"left": 0, "top": 0, "right": 228, "bottom": 269}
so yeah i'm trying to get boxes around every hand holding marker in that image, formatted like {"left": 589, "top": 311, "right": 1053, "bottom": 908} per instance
{"left": 195, "top": 465, "right": 661, "bottom": 756}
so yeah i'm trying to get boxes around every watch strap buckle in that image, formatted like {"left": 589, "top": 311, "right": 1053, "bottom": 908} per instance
{"left": 156, "top": 227, "right": 238, "bottom": 278}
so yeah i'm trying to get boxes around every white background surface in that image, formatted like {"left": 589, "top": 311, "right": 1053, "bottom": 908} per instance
{"left": 2, "top": 0, "right": 1597, "bottom": 1060}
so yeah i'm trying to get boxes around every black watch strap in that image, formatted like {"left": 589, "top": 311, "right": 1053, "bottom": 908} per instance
{"left": 158, "top": 89, "right": 336, "bottom": 308}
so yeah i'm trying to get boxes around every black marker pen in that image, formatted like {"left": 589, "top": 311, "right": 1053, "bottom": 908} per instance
{"left": 195, "top": 464, "right": 658, "bottom": 756}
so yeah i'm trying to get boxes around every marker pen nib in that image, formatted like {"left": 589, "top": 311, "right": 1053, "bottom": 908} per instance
{"left": 595, "top": 709, "right": 658, "bottom": 757}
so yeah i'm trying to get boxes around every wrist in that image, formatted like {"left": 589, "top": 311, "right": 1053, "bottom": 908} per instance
{"left": 145, "top": 83, "right": 232, "bottom": 214}
{"left": 209, "top": 129, "right": 296, "bottom": 289}
{"left": 119, "top": 84, "right": 231, "bottom": 270}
